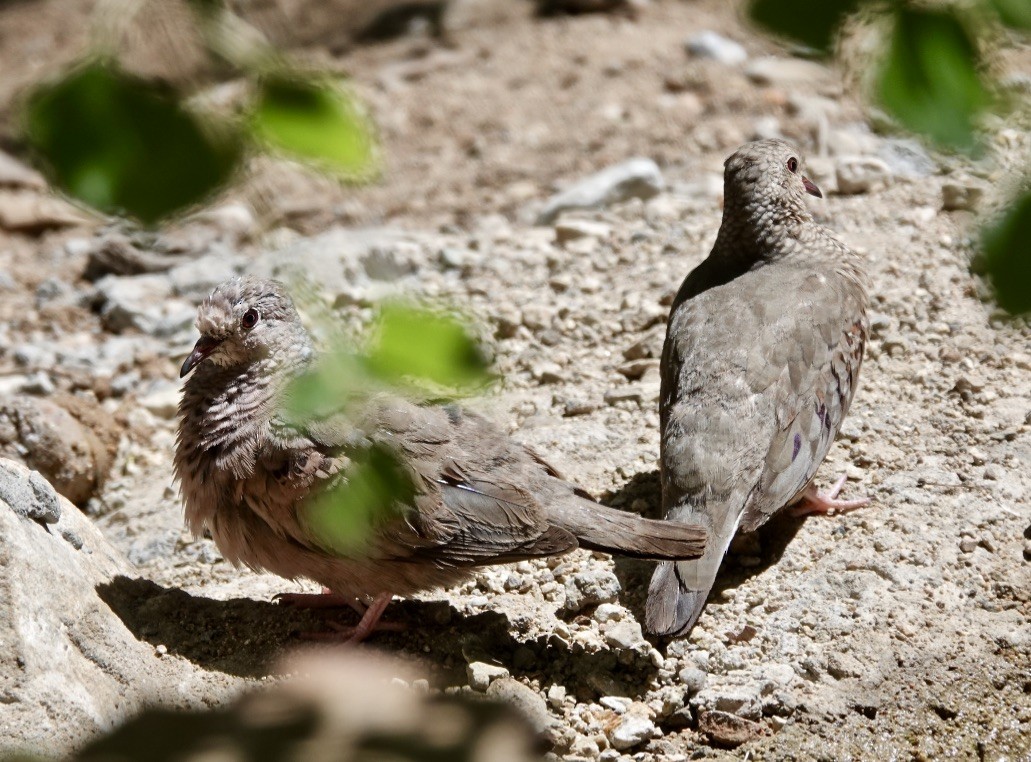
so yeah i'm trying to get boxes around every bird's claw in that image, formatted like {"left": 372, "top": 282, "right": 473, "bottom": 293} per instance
{"left": 273, "top": 589, "right": 366, "bottom": 612}
{"left": 790, "top": 474, "right": 871, "bottom": 517}
{"left": 299, "top": 619, "right": 408, "bottom": 645}
{"left": 295, "top": 591, "right": 398, "bottom": 644}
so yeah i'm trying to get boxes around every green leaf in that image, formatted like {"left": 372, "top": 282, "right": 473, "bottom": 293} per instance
{"left": 748, "top": 0, "right": 861, "bottom": 53}
{"left": 252, "top": 76, "right": 375, "bottom": 175}
{"left": 304, "top": 444, "right": 414, "bottom": 554}
{"left": 185, "top": 0, "right": 223, "bottom": 15}
{"left": 366, "top": 303, "right": 490, "bottom": 391}
{"left": 980, "top": 189, "right": 1031, "bottom": 315}
{"left": 990, "top": 0, "right": 1031, "bottom": 30}
{"left": 285, "top": 349, "right": 370, "bottom": 421}
{"left": 877, "top": 7, "right": 990, "bottom": 151}
{"left": 23, "top": 61, "right": 241, "bottom": 225}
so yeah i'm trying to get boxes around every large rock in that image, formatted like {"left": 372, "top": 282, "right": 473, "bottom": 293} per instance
{"left": 536, "top": 159, "right": 664, "bottom": 224}
{"left": 0, "top": 395, "right": 114, "bottom": 506}
{"left": 685, "top": 31, "right": 747, "bottom": 66}
{"left": 94, "top": 273, "right": 195, "bottom": 336}
{"left": 248, "top": 227, "right": 426, "bottom": 308}
{"left": 0, "top": 459, "right": 198, "bottom": 754}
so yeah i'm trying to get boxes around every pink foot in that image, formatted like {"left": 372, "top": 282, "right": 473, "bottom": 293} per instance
{"left": 790, "top": 474, "right": 871, "bottom": 517}
{"left": 274, "top": 587, "right": 366, "bottom": 615}
{"left": 299, "top": 592, "right": 405, "bottom": 644}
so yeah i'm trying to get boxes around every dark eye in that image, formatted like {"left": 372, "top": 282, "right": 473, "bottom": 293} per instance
{"left": 241, "top": 308, "right": 260, "bottom": 330}
{"left": 787, "top": 157, "right": 799, "bottom": 173}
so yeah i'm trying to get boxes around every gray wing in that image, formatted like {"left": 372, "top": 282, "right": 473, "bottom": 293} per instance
{"left": 739, "top": 269, "right": 867, "bottom": 529}
{"left": 344, "top": 398, "right": 578, "bottom": 566}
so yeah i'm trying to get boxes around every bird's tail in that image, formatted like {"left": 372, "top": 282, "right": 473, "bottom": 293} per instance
{"left": 551, "top": 495, "right": 707, "bottom": 561}
{"left": 645, "top": 503, "right": 741, "bottom": 637}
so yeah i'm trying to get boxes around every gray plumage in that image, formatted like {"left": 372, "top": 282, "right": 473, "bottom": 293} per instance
{"left": 645, "top": 139, "right": 869, "bottom": 638}
{"left": 175, "top": 277, "right": 707, "bottom": 637}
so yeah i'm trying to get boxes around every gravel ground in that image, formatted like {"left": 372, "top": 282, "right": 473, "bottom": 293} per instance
{"left": 0, "top": 1, "right": 1028, "bottom": 759}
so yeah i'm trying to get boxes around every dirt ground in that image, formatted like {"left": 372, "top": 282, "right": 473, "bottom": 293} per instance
{"left": 0, "top": 1, "right": 1029, "bottom": 760}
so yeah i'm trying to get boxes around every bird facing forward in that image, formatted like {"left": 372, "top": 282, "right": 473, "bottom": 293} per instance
{"left": 175, "top": 277, "right": 707, "bottom": 642}
{"left": 646, "top": 139, "right": 871, "bottom": 638}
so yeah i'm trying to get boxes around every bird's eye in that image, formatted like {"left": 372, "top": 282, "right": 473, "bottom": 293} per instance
{"left": 241, "top": 308, "right": 260, "bottom": 330}
{"left": 787, "top": 157, "right": 799, "bottom": 173}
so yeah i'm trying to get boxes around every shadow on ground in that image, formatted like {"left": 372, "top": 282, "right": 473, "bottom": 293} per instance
{"left": 98, "top": 576, "right": 662, "bottom": 700}
{"left": 603, "top": 469, "right": 809, "bottom": 643}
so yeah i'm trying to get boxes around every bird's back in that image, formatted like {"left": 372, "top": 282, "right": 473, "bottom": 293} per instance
{"left": 648, "top": 244, "right": 868, "bottom": 636}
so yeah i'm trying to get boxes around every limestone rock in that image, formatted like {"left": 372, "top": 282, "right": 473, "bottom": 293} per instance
{"left": 0, "top": 459, "right": 195, "bottom": 754}
{"left": 537, "top": 159, "right": 664, "bottom": 225}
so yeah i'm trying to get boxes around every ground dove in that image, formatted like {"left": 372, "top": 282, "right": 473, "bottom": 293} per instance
{"left": 645, "top": 139, "right": 870, "bottom": 638}
{"left": 175, "top": 277, "right": 707, "bottom": 642}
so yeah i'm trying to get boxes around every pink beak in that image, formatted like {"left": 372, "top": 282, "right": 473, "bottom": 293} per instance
{"left": 803, "top": 176, "right": 822, "bottom": 198}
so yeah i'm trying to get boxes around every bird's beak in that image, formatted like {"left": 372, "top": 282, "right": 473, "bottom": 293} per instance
{"left": 802, "top": 176, "right": 822, "bottom": 198}
{"left": 180, "top": 335, "right": 222, "bottom": 378}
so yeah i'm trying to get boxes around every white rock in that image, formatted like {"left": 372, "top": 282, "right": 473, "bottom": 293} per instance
{"left": 546, "top": 684, "right": 567, "bottom": 709}
{"left": 467, "top": 661, "right": 510, "bottom": 691}
{"left": 537, "top": 159, "right": 664, "bottom": 224}
{"left": 607, "top": 713, "right": 658, "bottom": 750}
{"left": 562, "top": 569, "right": 621, "bottom": 613}
{"left": 834, "top": 156, "right": 892, "bottom": 195}
{"left": 139, "top": 382, "right": 182, "bottom": 420}
{"left": 677, "top": 667, "right": 707, "bottom": 694}
{"left": 192, "top": 202, "right": 256, "bottom": 237}
{"left": 761, "top": 663, "right": 797, "bottom": 691}
{"left": 805, "top": 156, "right": 837, "bottom": 195}
{"left": 751, "top": 116, "right": 782, "bottom": 140}
{"left": 485, "top": 678, "right": 551, "bottom": 733}
{"left": 95, "top": 274, "right": 175, "bottom": 334}
{"left": 787, "top": 93, "right": 842, "bottom": 125}
{"left": 0, "top": 191, "right": 89, "bottom": 232}
{"left": 877, "top": 138, "right": 936, "bottom": 178}
{"left": 684, "top": 31, "right": 747, "bottom": 66}
{"left": 554, "top": 219, "right": 612, "bottom": 245}
{"left": 0, "top": 375, "right": 29, "bottom": 396}
{"left": 0, "top": 150, "right": 46, "bottom": 190}
{"left": 168, "top": 253, "right": 242, "bottom": 300}
{"left": 593, "top": 602, "right": 625, "bottom": 623}
{"left": 691, "top": 683, "right": 764, "bottom": 721}
{"left": 745, "top": 57, "right": 831, "bottom": 87}
{"left": 599, "top": 695, "right": 630, "bottom": 713}
{"left": 826, "top": 126, "right": 879, "bottom": 157}
{"left": 0, "top": 459, "right": 197, "bottom": 752}
{"left": 603, "top": 619, "right": 645, "bottom": 649}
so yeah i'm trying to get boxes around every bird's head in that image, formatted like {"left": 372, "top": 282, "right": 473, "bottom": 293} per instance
{"left": 722, "top": 139, "right": 821, "bottom": 218}
{"left": 180, "top": 276, "right": 312, "bottom": 378}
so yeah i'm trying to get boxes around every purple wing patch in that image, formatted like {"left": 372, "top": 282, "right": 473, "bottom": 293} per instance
{"left": 792, "top": 433, "right": 802, "bottom": 461}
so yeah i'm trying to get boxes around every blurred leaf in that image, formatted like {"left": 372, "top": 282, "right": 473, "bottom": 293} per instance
{"left": 305, "top": 444, "right": 414, "bottom": 554}
{"left": 185, "top": 0, "right": 223, "bottom": 15}
{"left": 252, "top": 76, "right": 375, "bottom": 175}
{"left": 877, "top": 7, "right": 989, "bottom": 151}
{"left": 286, "top": 349, "right": 370, "bottom": 421}
{"left": 23, "top": 61, "right": 241, "bottom": 225}
{"left": 980, "top": 189, "right": 1031, "bottom": 315}
{"left": 990, "top": 0, "right": 1031, "bottom": 30}
{"left": 366, "top": 304, "right": 490, "bottom": 391}
{"left": 747, "top": 0, "right": 861, "bottom": 53}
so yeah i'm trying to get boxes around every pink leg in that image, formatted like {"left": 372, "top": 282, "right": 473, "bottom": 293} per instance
{"left": 274, "top": 587, "right": 367, "bottom": 615}
{"left": 300, "top": 592, "right": 406, "bottom": 644}
{"left": 790, "top": 474, "right": 871, "bottom": 517}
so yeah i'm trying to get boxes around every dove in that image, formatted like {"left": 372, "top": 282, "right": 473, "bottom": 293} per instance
{"left": 645, "top": 139, "right": 870, "bottom": 638}
{"left": 175, "top": 277, "right": 706, "bottom": 642}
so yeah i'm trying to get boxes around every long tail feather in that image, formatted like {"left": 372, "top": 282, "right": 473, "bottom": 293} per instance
{"left": 550, "top": 496, "right": 707, "bottom": 561}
